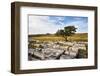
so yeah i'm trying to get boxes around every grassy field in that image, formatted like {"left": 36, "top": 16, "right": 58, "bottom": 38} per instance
{"left": 29, "top": 33, "right": 88, "bottom": 42}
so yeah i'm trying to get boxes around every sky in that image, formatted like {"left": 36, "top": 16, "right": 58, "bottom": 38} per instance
{"left": 28, "top": 15, "right": 88, "bottom": 35}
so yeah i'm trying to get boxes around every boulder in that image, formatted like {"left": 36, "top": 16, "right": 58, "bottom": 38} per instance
{"left": 28, "top": 49, "right": 35, "bottom": 55}
{"left": 60, "top": 55, "right": 72, "bottom": 59}
{"left": 64, "top": 50, "right": 69, "bottom": 55}
{"left": 69, "top": 51, "right": 78, "bottom": 58}
{"left": 33, "top": 51, "right": 45, "bottom": 60}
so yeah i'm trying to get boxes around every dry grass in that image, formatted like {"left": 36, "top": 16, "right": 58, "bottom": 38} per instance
{"left": 29, "top": 33, "right": 88, "bottom": 42}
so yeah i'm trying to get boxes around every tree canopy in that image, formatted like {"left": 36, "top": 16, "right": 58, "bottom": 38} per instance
{"left": 56, "top": 25, "right": 77, "bottom": 41}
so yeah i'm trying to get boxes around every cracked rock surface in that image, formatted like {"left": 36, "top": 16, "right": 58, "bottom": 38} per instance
{"left": 28, "top": 40, "right": 88, "bottom": 61}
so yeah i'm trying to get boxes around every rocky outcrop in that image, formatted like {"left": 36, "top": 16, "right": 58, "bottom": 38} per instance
{"left": 28, "top": 41, "right": 87, "bottom": 60}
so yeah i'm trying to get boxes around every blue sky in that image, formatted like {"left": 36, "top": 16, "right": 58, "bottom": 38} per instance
{"left": 29, "top": 15, "right": 88, "bottom": 34}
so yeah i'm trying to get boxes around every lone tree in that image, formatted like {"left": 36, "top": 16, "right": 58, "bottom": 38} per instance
{"left": 56, "top": 26, "right": 77, "bottom": 41}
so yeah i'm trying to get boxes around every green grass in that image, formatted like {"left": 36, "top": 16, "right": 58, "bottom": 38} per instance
{"left": 29, "top": 33, "right": 88, "bottom": 42}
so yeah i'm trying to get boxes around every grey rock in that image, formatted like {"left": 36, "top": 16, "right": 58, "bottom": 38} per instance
{"left": 60, "top": 55, "right": 72, "bottom": 59}
{"left": 28, "top": 41, "right": 87, "bottom": 60}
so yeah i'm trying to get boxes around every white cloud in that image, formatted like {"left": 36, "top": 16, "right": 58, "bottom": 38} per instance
{"left": 28, "top": 15, "right": 63, "bottom": 34}
{"left": 28, "top": 15, "right": 88, "bottom": 34}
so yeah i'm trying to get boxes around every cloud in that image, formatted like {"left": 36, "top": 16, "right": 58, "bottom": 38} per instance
{"left": 28, "top": 15, "right": 63, "bottom": 34}
{"left": 28, "top": 15, "right": 88, "bottom": 34}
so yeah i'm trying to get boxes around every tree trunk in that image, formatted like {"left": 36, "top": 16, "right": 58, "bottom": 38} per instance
{"left": 64, "top": 36, "right": 68, "bottom": 41}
